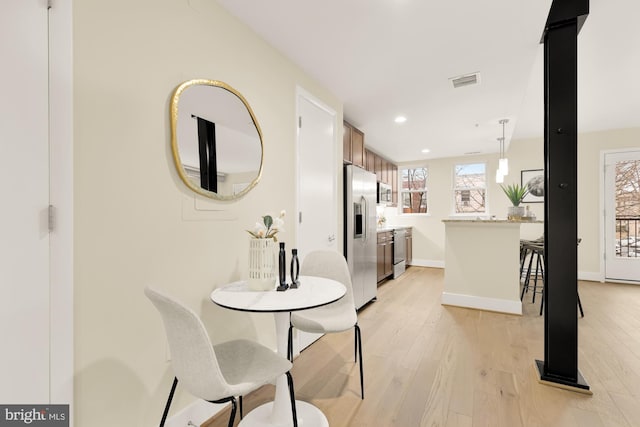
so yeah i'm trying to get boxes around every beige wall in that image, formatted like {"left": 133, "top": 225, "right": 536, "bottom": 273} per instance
{"left": 385, "top": 127, "right": 640, "bottom": 280}
{"left": 73, "top": 0, "right": 341, "bottom": 425}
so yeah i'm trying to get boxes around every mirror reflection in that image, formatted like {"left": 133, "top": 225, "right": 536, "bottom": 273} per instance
{"left": 170, "top": 80, "right": 263, "bottom": 200}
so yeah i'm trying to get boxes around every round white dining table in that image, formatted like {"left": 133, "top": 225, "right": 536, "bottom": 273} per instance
{"left": 210, "top": 275, "right": 346, "bottom": 427}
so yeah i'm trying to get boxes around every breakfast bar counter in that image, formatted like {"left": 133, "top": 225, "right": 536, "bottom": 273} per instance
{"left": 441, "top": 219, "right": 540, "bottom": 315}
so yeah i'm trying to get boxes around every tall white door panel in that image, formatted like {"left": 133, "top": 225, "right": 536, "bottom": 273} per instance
{"left": 297, "top": 92, "right": 338, "bottom": 257}
{"left": 0, "top": 0, "right": 51, "bottom": 402}
{"left": 604, "top": 150, "right": 640, "bottom": 282}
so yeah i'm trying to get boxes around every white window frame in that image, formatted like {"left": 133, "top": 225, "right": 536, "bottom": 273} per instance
{"left": 399, "top": 165, "right": 429, "bottom": 215}
{"left": 452, "top": 162, "right": 488, "bottom": 216}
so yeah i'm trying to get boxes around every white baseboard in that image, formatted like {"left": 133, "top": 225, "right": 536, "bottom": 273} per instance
{"left": 578, "top": 271, "right": 604, "bottom": 282}
{"left": 165, "top": 399, "right": 227, "bottom": 427}
{"left": 603, "top": 278, "right": 640, "bottom": 285}
{"left": 409, "top": 259, "right": 444, "bottom": 269}
{"left": 441, "top": 292, "right": 522, "bottom": 315}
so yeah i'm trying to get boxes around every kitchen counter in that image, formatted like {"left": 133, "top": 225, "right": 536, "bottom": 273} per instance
{"left": 376, "top": 225, "right": 412, "bottom": 232}
{"left": 442, "top": 218, "right": 542, "bottom": 223}
{"left": 441, "top": 220, "right": 524, "bottom": 315}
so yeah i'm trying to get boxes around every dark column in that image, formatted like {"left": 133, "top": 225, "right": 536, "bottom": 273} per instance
{"left": 537, "top": 0, "right": 590, "bottom": 392}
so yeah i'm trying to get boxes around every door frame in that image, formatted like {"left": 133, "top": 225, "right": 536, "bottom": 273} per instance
{"left": 600, "top": 148, "right": 640, "bottom": 284}
{"left": 49, "top": 0, "right": 74, "bottom": 410}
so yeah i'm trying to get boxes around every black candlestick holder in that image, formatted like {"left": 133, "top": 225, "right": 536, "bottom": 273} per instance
{"left": 290, "top": 249, "right": 300, "bottom": 288}
{"left": 276, "top": 242, "right": 289, "bottom": 291}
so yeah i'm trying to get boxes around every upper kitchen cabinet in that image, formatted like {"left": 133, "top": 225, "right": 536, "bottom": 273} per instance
{"left": 343, "top": 122, "right": 352, "bottom": 163}
{"left": 383, "top": 159, "right": 391, "bottom": 184}
{"left": 391, "top": 164, "right": 398, "bottom": 205}
{"left": 343, "top": 121, "right": 365, "bottom": 168}
{"left": 374, "top": 154, "right": 383, "bottom": 181}
{"left": 365, "top": 149, "right": 376, "bottom": 173}
{"left": 366, "top": 148, "right": 397, "bottom": 189}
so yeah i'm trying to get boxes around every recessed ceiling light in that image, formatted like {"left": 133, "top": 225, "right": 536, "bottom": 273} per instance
{"left": 421, "top": 148, "right": 430, "bottom": 154}
{"left": 394, "top": 116, "right": 407, "bottom": 124}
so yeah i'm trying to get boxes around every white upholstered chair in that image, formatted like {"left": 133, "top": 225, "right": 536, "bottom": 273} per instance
{"left": 287, "top": 250, "right": 364, "bottom": 399}
{"left": 145, "top": 287, "right": 298, "bottom": 427}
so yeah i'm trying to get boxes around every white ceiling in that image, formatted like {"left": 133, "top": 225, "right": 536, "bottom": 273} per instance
{"left": 216, "top": 0, "right": 640, "bottom": 162}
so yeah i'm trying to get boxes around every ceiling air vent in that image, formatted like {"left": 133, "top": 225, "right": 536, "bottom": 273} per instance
{"left": 450, "top": 72, "right": 480, "bottom": 89}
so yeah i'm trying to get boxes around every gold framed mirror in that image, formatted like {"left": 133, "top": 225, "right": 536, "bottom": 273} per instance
{"left": 170, "top": 79, "right": 263, "bottom": 200}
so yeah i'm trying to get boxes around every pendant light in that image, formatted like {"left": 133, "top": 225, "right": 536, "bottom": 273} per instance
{"left": 498, "top": 119, "right": 509, "bottom": 176}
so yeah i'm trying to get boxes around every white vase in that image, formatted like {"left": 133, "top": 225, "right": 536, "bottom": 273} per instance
{"left": 248, "top": 238, "right": 277, "bottom": 291}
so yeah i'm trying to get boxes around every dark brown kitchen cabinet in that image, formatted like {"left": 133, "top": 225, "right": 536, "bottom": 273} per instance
{"left": 391, "top": 165, "right": 398, "bottom": 206}
{"left": 384, "top": 241, "right": 393, "bottom": 277}
{"left": 381, "top": 159, "right": 389, "bottom": 184}
{"left": 377, "top": 231, "right": 394, "bottom": 282}
{"left": 343, "top": 122, "right": 353, "bottom": 164}
{"left": 351, "top": 127, "right": 365, "bottom": 168}
{"left": 343, "top": 121, "right": 365, "bottom": 168}
{"left": 365, "top": 149, "right": 376, "bottom": 173}
{"left": 374, "top": 155, "right": 383, "bottom": 182}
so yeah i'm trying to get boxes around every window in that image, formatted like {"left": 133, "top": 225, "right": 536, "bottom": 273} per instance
{"left": 400, "top": 167, "right": 428, "bottom": 213}
{"left": 454, "top": 163, "right": 486, "bottom": 214}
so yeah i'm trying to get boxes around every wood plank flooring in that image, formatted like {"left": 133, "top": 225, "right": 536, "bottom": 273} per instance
{"left": 204, "top": 267, "right": 640, "bottom": 427}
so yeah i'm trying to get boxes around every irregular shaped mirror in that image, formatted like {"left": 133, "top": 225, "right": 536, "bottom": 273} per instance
{"left": 170, "top": 79, "right": 263, "bottom": 200}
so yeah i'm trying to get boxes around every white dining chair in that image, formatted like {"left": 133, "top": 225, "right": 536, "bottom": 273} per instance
{"left": 287, "top": 250, "right": 364, "bottom": 399}
{"left": 145, "top": 286, "right": 298, "bottom": 427}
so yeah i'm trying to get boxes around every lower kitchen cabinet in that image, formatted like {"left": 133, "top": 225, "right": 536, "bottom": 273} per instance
{"left": 377, "top": 231, "right": 394, "bottom": 282}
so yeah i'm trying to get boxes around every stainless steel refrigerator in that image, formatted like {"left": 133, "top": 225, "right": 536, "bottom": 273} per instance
{"left": 344, "top": 164, "right": 377, "bottom": 309}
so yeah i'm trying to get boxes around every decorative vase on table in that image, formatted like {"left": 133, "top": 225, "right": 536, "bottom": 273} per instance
{"left": 246, "top": 210, "right": 286, "bottom": 291}
{"left": 248, "top": 238, "right": 277, "bottom": 291}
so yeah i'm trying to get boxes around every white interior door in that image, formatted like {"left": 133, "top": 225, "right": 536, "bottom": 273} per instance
{"left": 0, "top": 0, "right": 51, "bottom": 402}
{"left": 604, "top": 150, "right": 640, "bottom": 282}
{"left": 295, "top": 89, "right": 338, "bottom": 352}
{"left": 296, "top": 90, "right": 338, "bottom": 256}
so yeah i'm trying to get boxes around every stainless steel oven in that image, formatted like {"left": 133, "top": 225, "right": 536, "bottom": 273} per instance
{"left": 393, "top": 228, "right": 406, "bottom": 278}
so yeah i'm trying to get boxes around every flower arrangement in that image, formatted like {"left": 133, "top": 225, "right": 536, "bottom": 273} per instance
{"left": 247, "top": 210, "right": 285, "bottom": 241}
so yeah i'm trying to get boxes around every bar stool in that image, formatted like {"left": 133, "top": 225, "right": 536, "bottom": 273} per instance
{"left": 520, "top": 237, "right": 544, "bottom": 282}
{"left": 520, "top": 239, "right": 585, "bottom": 317}
{"left": 520, "top": 243, "right": 545, "bottom": 304}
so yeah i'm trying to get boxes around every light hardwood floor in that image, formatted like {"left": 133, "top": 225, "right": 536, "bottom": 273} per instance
{"left": 204, "top": 267, "right": 640, "bottom": 427}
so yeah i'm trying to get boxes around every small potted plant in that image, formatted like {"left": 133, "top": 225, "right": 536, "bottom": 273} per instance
{"left": 500, "top": 183, "right": 529, "bottom": 220}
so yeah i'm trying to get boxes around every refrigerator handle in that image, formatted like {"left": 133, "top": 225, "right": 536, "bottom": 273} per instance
{"left": 361, "top": 195, "right": 368, "bottom": 242}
